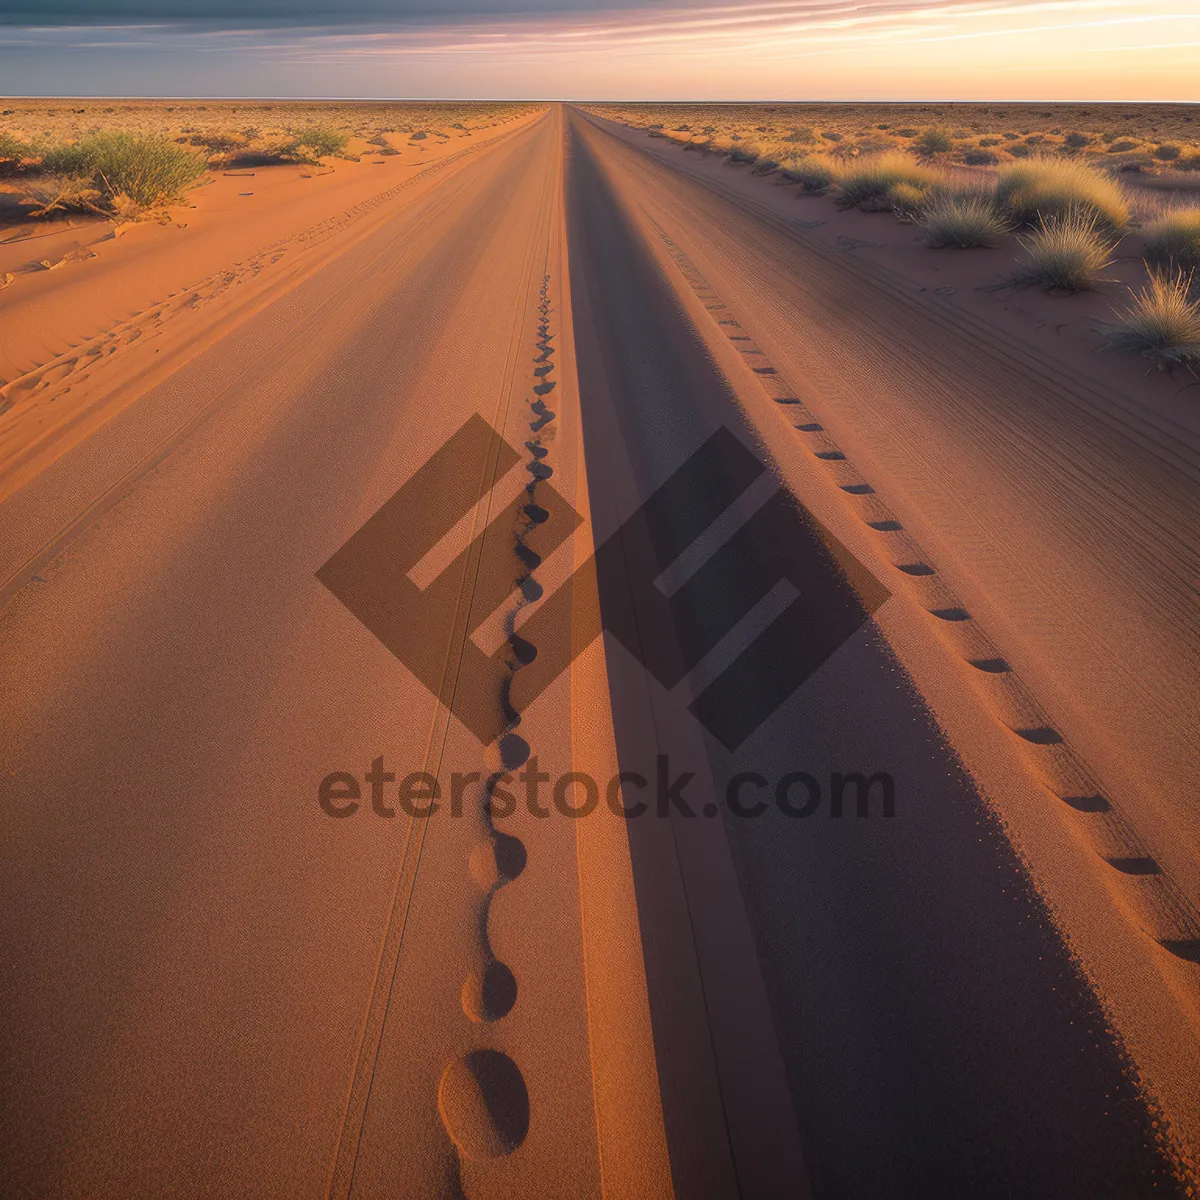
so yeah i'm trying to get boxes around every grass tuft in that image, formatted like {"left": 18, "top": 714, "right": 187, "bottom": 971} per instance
{"left": 1010, "top": 209, "right": 1114, "bottom": 290}
{"left": 779, "top": 154, "right": 837, "bottom": 194}
{"left": 1100, "top": 269, "right": 1200, "bottom": 369}
{"left": 835, "top": 151, "right": 939, "bottom": 209}
{"left": 919, "top": 192, "right": 1009, "bottom": 247}
{"left": 294, "top": 126, "right": 348, "bottom": 159}
{"left": 996, "top": 154, "right": 1129, "bottom": 232}
{"left": 1143, "top": 208, "right": 1200, "bottom": 273}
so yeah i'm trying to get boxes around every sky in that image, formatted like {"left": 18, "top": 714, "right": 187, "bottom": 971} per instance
{"left": 0, "top": 0, "right": 1196, "bottom": 101}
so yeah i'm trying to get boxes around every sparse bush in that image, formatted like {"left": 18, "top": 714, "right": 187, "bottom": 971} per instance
{"left": 779, "top": 154, "right": 837, "bottom": 194}
{"left": 920, "top": 192, "right": 1009, "bottom": 247}
{"left": 963, "top": 148, "right": 999, "bottom": 166}
{"left": 295, "top": 126, "right": 348, "bottom": 158}
{"left": 979, "top": 137, "right": 1000, "bottom": 147}
{"left": 1153, "top": 144, "right": 1181, "bottom": 161}
{"left": 914, "top": 128, "right": 953, "bottom": 159}
{"left": 1107, "top": 139, "right": 1139, "bottom": 153}
{"left": 1010, "top": 209, "right": 1114, "bottom": 290}
{"left": 1143, "top": 208, "right": 1200, "bottom": 272}
{"left": 1100, "top": 269, "right": 1200, "bottom": 369}
{"left": 0, "top": 132, "right": 27, "bottom": 163}
{"left": 836, "top": 151, "right": 939, "bottom": 209}
{"left": 1009, "top": 144, "right": 1033, "bottom": 158}
{"left": 729, "top": 140, "right": 759, "bottom": 163}
{"left": 895, "top": 127, "right": 918, "bottom": 138}
{"left": 41, "top": 132, "right": 205, "bottom": 207}
{"left": 784, "top": 127, "right": 816, "bottom": 144}
{"left": 996, "top": 154, "right": 1129, "bottom": 232}
{"left": 821, "top": 131, "right": 843, "bottom": 142}
{"left": 1063, "top": 132, "right": 1091, "bottom": 150}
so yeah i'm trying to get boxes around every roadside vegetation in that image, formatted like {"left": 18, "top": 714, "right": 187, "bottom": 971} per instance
{"left": 596, "top": 101, "right": 1200, "bottom": 374}
{"left": 1143, "top": 208, "right": 1200, "bottom": 272}
{"left": 1010, "top": 211, "right": 1114, "bottom": 290}
{"left": 1101, "top": 270, "right": 1200, "bottom": 370}
{"left": 0, "top": 100, "right": 537, "bottom": 223}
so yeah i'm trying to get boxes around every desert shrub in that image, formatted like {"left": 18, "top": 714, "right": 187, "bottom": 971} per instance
{"left": 1010, "top": 209, "right": 1114, "bottom": 290}
{"left": 1143, "top": 208, "right": 1200, "bottom": 272}
{"left": 729, "top": 140, "right": 759, "bottom": 163}
{"left": 751, "top": 143, "right": 787, "bottom": 172}
{"left": 1100, "top": 269, "right": 1200, "bottom": 369}
{"left": 295, "top": 127, "right": 348, "bottom": 158}
{"left": 779, "top": 154, "right": 837, "bottom": 194}
{"left": 914, "top": 128, "right": 953, "bottom": 159}
{"left": 979, "top": 137, "right": 1000, "bottom": 147}
{"left": 410, "top": 130, "right": 427, "bottom": 140}
{"left": 821, "top": 131, "right": 843, "bottom": 142}
{"left": 784, "top": 127, "right": 816, "bottom": 144}
{"left": 1107, "top": 139, "right": 1139, "bottom": 153}
{"left": 1177, "top": 153, "right": 1200, "bottom": 172}
{"left": 41, "top": 132, "right": 205, "bottom": 207}
{"left": 1003, "top": 132, "right": 1020, "bottom": 141}
{"left": 836, "top": 151, "right": 939, "bottom": 209}
{"left": 996, "top": 155, "right": 1129, "bottom": 232}
{"left": 963, "top": 148, "right": 999, "bottom": 165}
{"left": 895, "top": 127, "right": 918, "bottom": 138}
{"left": 1063, "top": 132, "right": 1091, "bottom": 150}
{"left": 1025, "top": 134, "right": 1045, "bottom": 145}
{"left": 1008, "top": 144, "right": 1032, "bottom": 158}
{"left": 920, "top": 192, "right": 1009, "bottom": 247}
{"left": 188, "top": 131, "right": 243, "bottom": 153}
{"left": 1153, "top": 144, "right": 1181, "bottom": 161}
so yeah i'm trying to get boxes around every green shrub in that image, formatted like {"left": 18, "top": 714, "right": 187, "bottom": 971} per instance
{"left": 779, "top": 154, "right": 837, "bottom": 194}
{"left": 914, "top": 128, "right": 953, "bottom": 158}
{"left": 996, "top": 154, "right": 1129, "bottom": 231}
{"left": 295, "top": 126, "right": 348, "bottom": 158}
{"left": 41, "top": 132, "right": 205, "bottom": 207}
{"left": 1011, "top": 209, "right": 1114, "bottom": 290}
{"left": 1100, "top": 269, "right": 1200, "bottom": 369}
{"left": 836, "top": 151, "right": 939, "bottom": 208}
{"left": 1143, "top": 208, "right": 1200, "bottom": 272}
{"left": 920, "top": 192, "right": 1009, "bottom": 247}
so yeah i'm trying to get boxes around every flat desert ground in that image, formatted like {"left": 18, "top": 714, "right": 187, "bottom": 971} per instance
{"left": 1, "top": 100, "right": 1198, "bottom": 1198}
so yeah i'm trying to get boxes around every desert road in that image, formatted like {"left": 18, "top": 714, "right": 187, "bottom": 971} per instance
{"left": 1, "top": 105, "right": 1198, "bottom": 1198}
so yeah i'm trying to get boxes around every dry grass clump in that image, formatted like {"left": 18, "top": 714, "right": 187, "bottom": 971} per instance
{"left": 779, "top": 154, "right": 838, "bottom": 193}
{"left": 1100, "top": 270, "right": 1200, "bottom": 369}
{"left": 1010, "top": 209, "right": 1114, "bottom": 290}
{"left": 16, "top": 174, "right": 102, "bottom": 217}
{"left": 919, "top": 192, "right": 1009, "bottom": 247}
{"left": 1143, "top": 208, "right": 1200, "bottom": 272}
{"left": 836, "top": 151, "right": 940, "bottom": 209}
{"left": 996, "top": 154, "right": 1130, "bottom": 232}
{"left": 0, "top": 132, "right": 29, "bottom": 164}
{"left": 888, "top": 181, "right": 927, "bottom": 217}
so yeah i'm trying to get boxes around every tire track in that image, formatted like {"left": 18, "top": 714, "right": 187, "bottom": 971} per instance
{"left": 643, "top": 211, "right": 1200, "bottom": 966}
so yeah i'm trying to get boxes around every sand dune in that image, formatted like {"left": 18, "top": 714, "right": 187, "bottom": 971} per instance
{"left": 0, "top": 104, "right": 1196, "bottom": 1198}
